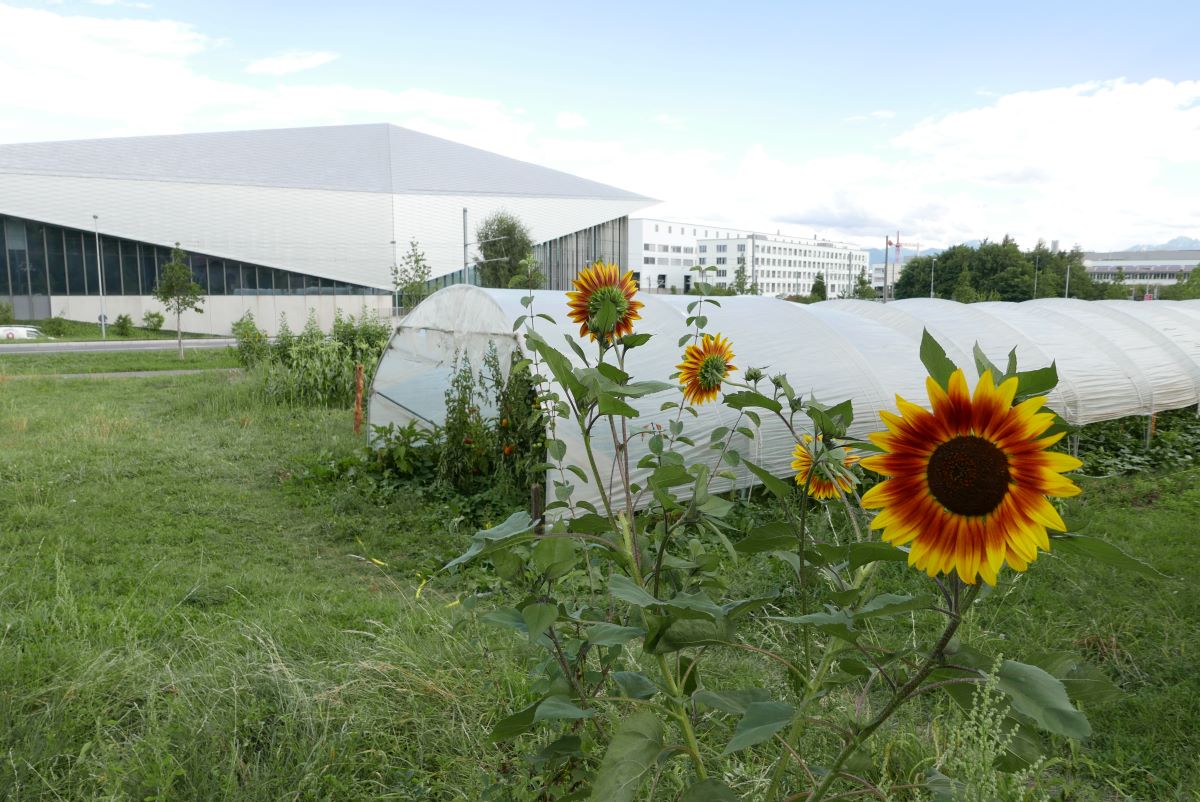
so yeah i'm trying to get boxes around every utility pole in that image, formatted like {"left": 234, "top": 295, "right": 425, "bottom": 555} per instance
{"left": 92, "top": 214, "right": 107, "bottom": 339}
{"left": 1064, "top": 260, "right": 1071, "bottom": 298}
{"left": 1033, "top": 255, "right": 1040, "bottom": 299}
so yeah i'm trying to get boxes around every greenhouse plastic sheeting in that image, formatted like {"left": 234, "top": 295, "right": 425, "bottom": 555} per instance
{"left": 370, "top": 286, "right": 1200, "bottom": 514}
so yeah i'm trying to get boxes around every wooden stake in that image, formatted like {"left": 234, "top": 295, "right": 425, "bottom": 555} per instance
{"left": 354, "top": 363, "right": 364, "bottom": 435}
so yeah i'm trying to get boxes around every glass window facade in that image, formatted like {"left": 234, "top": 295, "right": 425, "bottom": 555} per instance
{"left": 0, "top": 213, "right": 387, "bottom": 310}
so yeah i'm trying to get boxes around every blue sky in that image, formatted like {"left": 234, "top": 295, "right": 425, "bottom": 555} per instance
{"left": 2, "top": 0, "right": 1198, "bottom": 249}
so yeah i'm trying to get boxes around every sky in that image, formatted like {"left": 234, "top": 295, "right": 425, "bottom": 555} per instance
{"left": 1, "top": 0, "right": 1198, "bottom": 251}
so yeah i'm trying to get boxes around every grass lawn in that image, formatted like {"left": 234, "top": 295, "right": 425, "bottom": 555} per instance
{"left": 0, "top": 347, "right": 240, "bottom": 376}
{"left": 0, "top": 366, "right": 1196, "bottom": 800}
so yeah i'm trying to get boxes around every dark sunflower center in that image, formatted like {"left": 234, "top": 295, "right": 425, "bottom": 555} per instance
{"left": 586, "top": 286, "right": 629, "bottom": 335}
{"left": 697, "top": 354, "right": 728, "bottom": 390}
{"left": 926, "top": 435, "right": 1011, "bottom": 516}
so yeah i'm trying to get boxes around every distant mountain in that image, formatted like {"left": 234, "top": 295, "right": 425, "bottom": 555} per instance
{"left": 1125, "top": 236, "right": 1200, "bottom": 252}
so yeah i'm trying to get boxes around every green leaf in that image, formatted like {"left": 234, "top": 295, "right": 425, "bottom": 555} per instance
{"left": 855, "top": 593, "right": 928, "bottom": 620}
{"left": 734, "top": 521, "right": 795, "bottom": 554}
{"left": 693, "top": 688, "right": 773, "bottom": 715}
{"left": 521, "top": 603, "right": 558, "bottom": 642}
{"left": 996, "top": 659, "right": 1091, "bottom": 740}
{"left": 586, "top": 622, "right": 646, "bottom": 646}
{"left": 772, "top": 610, "right": 858, "bottom": 642}
{"left": 743, "top": 459, "right": 793, "bottom": 500}
{"left": 846, "top": 541, "right": 909, "bottom": 570}
{"left": 919, "top": 328, "right": 958, "bottom": 390}
{"left": 613, "top": 671, "right": 659, "bottom": 700}
{"left": 723, "top": 701, "right": 795, "bottom": 754}
{"left": 534, "top": 695, "right": 594, "bottom": 722}
{"left": 698, "top": 495, "right": 735, "bottom": 518}
{"left": 598, "top": 394, "right": 639, "bottom": 418}
{"left": 608, "top": 574, "right": 660, "bottom": 608}
{"left": 644, "top": 615, "right": 731, "bottom": 654}
{"left": 1050, "top": 532, "right": 1165, "bottom": 578}
{"left": 588, "top": 711, "right": 664, "bottom": 802}
{"left": 481, "top": 607, "right": 527, "bottom": 633}
{"left": 489, "top": 700, "right": 540, "bottom": 741}
{"left": 443, "top": 511, "right": 535, "bottom": 570}
{"left": 723, "top": 390, "right": 782, "bottom": 413}
{"left": 972, "top": 342, "right": 1004, "bottom": 380}
{"left": 680, "top": 779, "right": 740, "bottom": 802}
{"left": 533, "top": 537, "right": 576, "bottom": 580}
{"left": 1015, "top": 363, "right": 1059, "bottom": 398}
{"left": 546, "top": 437, "right": 567, "bottom": 461}
{"left": 619, "top": 332, "right": 652, "bottom": 348}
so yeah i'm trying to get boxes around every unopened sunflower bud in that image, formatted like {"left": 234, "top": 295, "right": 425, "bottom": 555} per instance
{"left": 745, "top": 366, "right": 765, "bottom": 383}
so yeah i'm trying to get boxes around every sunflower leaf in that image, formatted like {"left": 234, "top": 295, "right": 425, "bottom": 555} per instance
{"left": 1015, "top": 362, "right": 1059, "bottom": 398}
{"left": 972, "top": 342, "right": 1005, "bottom": 381}
{"left": 588, "top": 712, "right": 663, "bottom": 802}
{"left": 996, "top": 659, "right": 1091, "bottom": 740}
{"left": 1050, "top": 532, "right": 1166, "bottom": 578}
{"left": 919, "top": 329, "right": 958, "bottom": 390}
{"left": 744, "top": 459, "right": 793, "bottom": 500}
{"left": 724, "top": 391, "right": 782, "bottom": 413}
{"left": 723, "top": 701, "right": 796, "bottom": 754}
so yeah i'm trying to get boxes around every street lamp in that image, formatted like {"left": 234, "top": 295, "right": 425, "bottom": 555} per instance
{"left": 92, "top": 214, "right": 107, "bottom": 339}
{"left": 1032, "top": 255, "right": 1040, "bottom": 299}
{"left": 930, "top": 257, "right": 936, "bottom": 299}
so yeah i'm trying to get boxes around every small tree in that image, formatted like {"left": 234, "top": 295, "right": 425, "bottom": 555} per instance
{"left": 507, "top": 251, "right": 544, "bottom": 290}
{"left": 475, "top": 211, "right": 535, "bottom": 288}
{"left": 851, "top": 268, "right": 877, "bottom": 300}
{"left": 810, "top": 271, "right": 828, "bottom": 301}
{"left": 391, "top": 239, "right": 432, "bottom": 310}
{"left": 152, "top": 244, "right": 205, "bottom": 360}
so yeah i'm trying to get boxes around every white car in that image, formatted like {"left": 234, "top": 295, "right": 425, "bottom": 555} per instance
{"left": 0, "top": 325, "right": 44, "bottom": 340}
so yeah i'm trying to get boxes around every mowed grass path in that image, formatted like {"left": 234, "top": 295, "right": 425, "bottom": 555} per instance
{"left": 0, "top": 347, "right": 240, "bottom": 376}
{"left": 0, "top": 374, "right": 517, "bottom": 800}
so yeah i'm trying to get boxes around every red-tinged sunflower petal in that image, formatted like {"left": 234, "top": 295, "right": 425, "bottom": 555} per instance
{"left": 1026, "top": 494, "right": 1068, "bottom": 532}
{"left": 1038, "top": 450, "right": 1083, "bottom": 473}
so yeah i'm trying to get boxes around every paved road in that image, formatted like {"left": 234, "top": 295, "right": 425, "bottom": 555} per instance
{"left": 0, "top": 338, "right": 236, "bottom": 354}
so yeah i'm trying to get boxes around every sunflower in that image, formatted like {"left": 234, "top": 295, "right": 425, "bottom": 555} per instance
{"left": 860, "top": 369, "right": 1081, "bottom": 586}
{"left": 792, "top": 435, "right": 860, "bottom": 500}
{"left": 566, "top": 261, "right": 644, "bottom": 342}
{"left": 677, "top": 333, "right": 736, "bottom": 405}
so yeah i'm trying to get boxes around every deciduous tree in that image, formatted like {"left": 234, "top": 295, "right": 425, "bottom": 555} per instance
{"left": 152, "top": 244, "right": 204, "bottom": 360}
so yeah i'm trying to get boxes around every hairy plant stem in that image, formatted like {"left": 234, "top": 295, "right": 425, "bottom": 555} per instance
{"left": 802, "top": 584, "right": 982, "bottom": 802}
{"left": 580, "top": 430, "right": 617, "bottom": 529}
{"left": 620, "top": 516, "right": 708, "bottom": 781}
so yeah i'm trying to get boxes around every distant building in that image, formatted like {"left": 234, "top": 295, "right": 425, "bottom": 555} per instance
{"left": 628, "top": 217, "right": 869, "bottom": 296}
{"left": 1083, "top": 250, "right": 1200, "bottom": 290}
{"left": 0, "top": 124, "right": 652, "bottom": 334}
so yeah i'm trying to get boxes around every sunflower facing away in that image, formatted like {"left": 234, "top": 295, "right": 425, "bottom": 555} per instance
{"left": 677, "top": 333, "right": 736, "bottom": 405}
{"left": 566, "top": 261, "right": 644, "bottom": 342}
{"left": 860, "top": 369, "right": 1081, "bottom": 586}
{"left": 792, "top": 435, "right": 860, "bottom": 500}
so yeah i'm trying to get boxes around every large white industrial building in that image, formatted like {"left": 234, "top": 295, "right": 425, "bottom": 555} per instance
{"left": 1083, "top": 249, "right": 1199, "bottom": 292}
{"left": 628, "top": 217, "right": 869, "bottom": 296}
{"left": 0, "top": 124, "right": 653, "bottom": 334}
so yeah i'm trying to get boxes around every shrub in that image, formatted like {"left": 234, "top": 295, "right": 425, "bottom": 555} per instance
{"left": 273, "top": 315, "right": 296, "bottom": 365}
{"left": 0, "top": 302, "right": 13, "bottom": 324}
{"left": 142, "top": 310, "right": 165, "bottom": 331}
{"left": 231, "top": 312, "right": 271, "bottom": 368}
{"left": 261, "top": 337, "right": 358, "bottom": 407}
{"left": 112, "top": 313, "right": 134, "bottom": 337}
{"left": 40, "top": 315, "right": 69, "bottom": 337}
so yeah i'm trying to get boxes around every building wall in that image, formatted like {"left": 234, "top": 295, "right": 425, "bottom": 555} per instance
{"left": 1083, "top": 251, "right": 1199, "bottom": 287}
{"left": 49, "top": 293, "right": 392, "bottom": 337}
{"left": 537, "top": 216, "right": 629, "bottom": 290}
{"left": 627, "top": 217, "right": 869, "bottom": 296}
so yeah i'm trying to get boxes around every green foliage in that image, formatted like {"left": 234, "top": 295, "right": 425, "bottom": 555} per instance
{"left": 851, "top": 268, "right": 877, "bottom": 300}
{"left": 251, "top": 309, "right": 391, "bottom": 408}
{"left": 507, "top": 251, "right": 545, "bottom": 290}
{"left": 152, "top": 244, "right": 205, "bottom": 358}
{"left": 231, "top": 311, "right": 272, "bottom": 368}
{"left": 142, "top": 309, "right": 165, "bottom": 331}
{"left": 0, "top": 301, "right": 14, "bottom": 324}
{"left": 475, "top": 211, "right": 535, "bottom": 288}
{"left": 391, "top": 239, "right": 432, "bottom": 309}
{"left": 112, "top": 313, "right": 134, "bottom": 337}
{"left": 895, "top": 239, "right": 1101, "bottom": 302}
{"left": 1158, "top": 264, "right": 1200, "bottom": 300}
{"left": 1073, "top": 408, "right": 1200, "bottom": 475}
{"left": 40, "top": 314, "right": 69, "bottom": 336}
{"left": 810, "top": 271, "right": 827, "bottom": 301}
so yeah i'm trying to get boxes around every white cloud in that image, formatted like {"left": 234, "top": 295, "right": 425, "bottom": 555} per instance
{"left": 847, "top": 109, "right": 895, "bottom": 122}
{"left": 652, "top": 113, "right": 686, "bottom": 129}
{"left": 1, "top": 4, "right": 1196, "bottom": 252}
{"left": 246, "top": 50, "right": 339, "bottom": 76}
{"left": 554, "top": 111, "right": 587, "bottom": 130}
{"left": 88, "top": 0, "right": 153, "bottom": 9}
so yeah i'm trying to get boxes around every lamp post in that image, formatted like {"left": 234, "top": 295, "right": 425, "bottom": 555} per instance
{"left": 1033, "top": 255, "right": 1040, "bottom": 299}
{"left": 930, "top": 258, "right": 936, "bottom": 299}
{"left": 92, "top": 214, "right": 107, "bottom": 339}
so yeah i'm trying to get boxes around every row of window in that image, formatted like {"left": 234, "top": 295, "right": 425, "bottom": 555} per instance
{"left": 1090, "top": 270, "right": 1191, "bottom": 281}
{"left": 642, "top": 243, "right": 696, "bottom": 254}
{"left": 0, "top": 215, "right": 384, "bottom": 299}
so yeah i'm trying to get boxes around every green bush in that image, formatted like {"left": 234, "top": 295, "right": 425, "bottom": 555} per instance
{"left": 142, "top": 310, "right": 165, "bottom": 331}
{"left": 261, "top": 337, "right": 358, "bottom": 407}
{"left": 231, "top": 312, "right": 271, "bottom": 368}
{"left": 112, "top": 313, "right": 134, "bottom": 337}
{"left": 0, "top": 302, "right": 13, "bottom": 324}
{"left": 40, "top": 315, "right": 69, "bottom": 336}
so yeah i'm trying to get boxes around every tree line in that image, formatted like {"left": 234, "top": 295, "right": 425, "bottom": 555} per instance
{"left": 893, "top": 237, "right": 1200, "bottom": 302}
